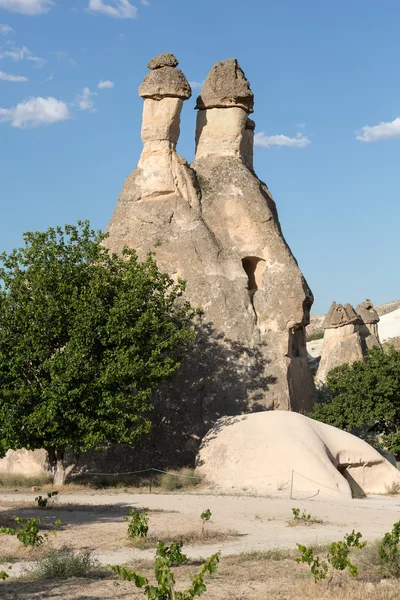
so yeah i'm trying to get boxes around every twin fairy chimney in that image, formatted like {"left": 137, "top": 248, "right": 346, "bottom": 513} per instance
{"left": 106, "top": 53, "right": 315, "bottom": 464}
{"left": 316, "top": 299, "right": 381, "bottom": 383}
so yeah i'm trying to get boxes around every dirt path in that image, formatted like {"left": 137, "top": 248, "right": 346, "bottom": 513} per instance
{"left": 1, "top": 490, "right": 400, "bottom": 577}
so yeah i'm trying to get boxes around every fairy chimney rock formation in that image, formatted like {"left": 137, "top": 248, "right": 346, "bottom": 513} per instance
{"left": 356, "top": 299, "right": 381, "bottom": 350}
{"left": 317, "top": 302, "right": 364, "bottom": 383}
{"left": 106, "top": 53, "right": 316, "bottom": 465}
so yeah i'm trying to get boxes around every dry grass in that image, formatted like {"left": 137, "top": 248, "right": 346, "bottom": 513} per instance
{"left": 128, "top": 528, "right": 239, "bottom": 549}
{"left": 2, "top": 544, "right": 400, "bottom": 599}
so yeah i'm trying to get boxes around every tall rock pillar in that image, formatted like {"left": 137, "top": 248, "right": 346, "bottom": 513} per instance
{"left": 105, "top": 54, "right": 315, "bottom": 468}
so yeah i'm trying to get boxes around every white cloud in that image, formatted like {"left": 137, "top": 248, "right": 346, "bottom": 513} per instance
{"left": 0, "top": 42, "right": 46, "bottom": 67}
{"left": 0, "top": 23, "right": 13, "bottom": 35}
{"left": 76, "top": 87, "right": 96, "bottom": 111}
{"left": 0, "top": 0, "right": 54, "bottom": 14}
{"left": 140, "top": 0, "right": 150, "bottom": 5}
{"left": 356, "top": 117, "right": 400, "bottom": 143}
{"left": 55, "top": 50, "right": 76, "bottom": 66}
{"left": 0, "top": 96, "right": 70, "bottom": 128}
{"left": 0, "top": 69, "right": 28, "bottom": 81}
{"left": 88, "top": 0, "right": 137, "bottom": 18}
{"left": 189, "top": 80, "right": 204, "bottom": 89}
{"left": 254, "top": 131, "right": 311, "bottom": 149}
{"left": 97, "top": 79, "right": 114, "bottom": 89}
{"left": 297, "top": 122, "right": 306, "bottom": 128}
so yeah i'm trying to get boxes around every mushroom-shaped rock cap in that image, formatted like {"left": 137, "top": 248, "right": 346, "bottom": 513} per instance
{"left": 356, "top": 299, "right": 380, "bottom": 324}
{"left": 196, "top": 58, "right": 254, "bottom": 113}
{"left": 139, "top": 66, "right": 191, "bottom": 100}
{"left": 147, "top": 52, "right": 179, "bottom": 70}
{"left": 323, "top": 302, "right": 360, "bottom": 329}
{"left": 246, "top": 118, "right": 256, "bottom": 131}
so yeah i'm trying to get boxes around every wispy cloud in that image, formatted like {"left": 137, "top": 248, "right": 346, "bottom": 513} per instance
{"left": 0, "top": 42, "right": 46, "bottom": 67}
{"left": 76, "top": 87, "right": 96, "bottom": 111}
{"left": 0, "top": 70, "right": 28, "bottom": 81}
{"left": 356, "top": 117, "right": 400, "bottom": 143}
{"left": 140, "top": 0, "right": 150, "bottom": 5}
{"left": 254, "top": 131, "right": 311, "bottom": 149}
{"left": 296, "top": 122, "right": 306, "bottom": 128}
{"left": 0, "top": 24, "right": 13, "bottom": 35}
{"left": 88, "top": 0, "right": 137, "bottom": 18}
{"left": 189, "top": 80, "right": 204, "bottom": 90}
{"left": 0, "top": 0, "right": 54, "bottom": 14}
{"left": 55, "top": 50, "right": 76, "bottom": 66}
{"left": 97, "top": 79, "right": 114, "bottom": 89}
{"left": 0, "top": 96, "right": 70, "bottom": 128}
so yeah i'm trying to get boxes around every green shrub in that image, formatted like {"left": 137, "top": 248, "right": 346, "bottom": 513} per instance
{"left": 379, "top": 520, "right": 400, "bottom": 577}
{"left": 201, "top": 509, "right": 212, "bottom": 535}
{"left": 30, "top": 546, "right": 99, "bottom": 579}
{"left": 296, "top": 530, "right": 366, "bottom": 582}
{"left": 156, "top": 541, "right": 188, "bottom": 566}
{"left": 125, "top": 509, "right": 149, "bottom": 539}
{"left": 159, "top": 469, "right": 202, "bottom": 492}
{"left": 35, "top": 491, "right": 59, "bottom": 508}
{"left": 0, "top": 516, "right": 61, "bottom": 547}
{"left": 112, "top": 547, "right": 220, "bottom": 599}
{"left": 0, "top": 571, "right": 8, "bottom": 581}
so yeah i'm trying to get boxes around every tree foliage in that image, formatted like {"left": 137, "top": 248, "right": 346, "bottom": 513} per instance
{"left": 311, "top": 346, "right": 400, "bottom": 455}
{"left": 0, "top": 222, "right": 195, "bottom": 483}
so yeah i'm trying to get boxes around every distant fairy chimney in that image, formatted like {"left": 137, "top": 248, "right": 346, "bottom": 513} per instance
{"left": 317, "top": 299, "right": 381, "bottom": 383}
{"left": 356, "top": 299, "right": 381, "bottom": 350}
{"left": 323, "top": 302, "right": 360, "bottom": 329}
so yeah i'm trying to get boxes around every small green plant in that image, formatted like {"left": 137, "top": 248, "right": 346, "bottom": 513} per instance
{"left": 0, "top": 516, "right": 62, "bottom": 548}
{"left": 125, "top": 509, "right": 149, "bottom": 539}
{"left": 296, "top": 544, "right": 328, "bottom": 581}
{"left": 156, "top": 541, "right": 188, "bottom": 566}
{"left": 30, "top": 546, "right": 100, "bottom": 579}
{"left": 0, "top": 571, "right": 9, "bottom": 581}
{"left": 292, "top": 508, "right": 311, "bottom": 522}
{"left": 112, "top": 548, "right": 220, "bottom": 599}
{"left": 379, "top": 520, "right": 400, "bottom": 577}
{"left": 296, "top": 530, "right": 366, "bottom": 582}
{"left": 35, "top": 491, "right": 59, "bottom": 508}
{"left": 201, "top": 509, "right": 212, "bottom": 535}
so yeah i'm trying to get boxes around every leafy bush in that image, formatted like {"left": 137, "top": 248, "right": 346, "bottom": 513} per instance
{"left": 0, "top": 571, "right": 8, "bottom": 581}
{"left": 292, "top": 508, "right": 311, "bottom": 521}
{"left": 30, "top": 546, "right": 100, "bottom": 579}
{"left": 35, "top": 491, "right": 59, "bottom": 508}
{"left": 296, "top": 530, "right": 366, "bottom": 582}
{"left": 112, "top": 548, "right": 220, "bottom": 599}
{"left": 156, "top": 541, "right": 188, "bottom": 566}
{"left": 310, "top": 346, "right": 400, "bottom": 455}
{"left": 125, "top": 509, "right": 149, "bottom": 539}
{"left": 379, "top": 520, "right": 400, "bottom": 577}
{"left": 0, "top": 516, "right": 61, "bottom": 547}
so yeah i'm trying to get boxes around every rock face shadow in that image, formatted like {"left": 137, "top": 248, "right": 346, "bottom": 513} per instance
{"left": 81, "top": 321, "right": 276, "bottom": 473}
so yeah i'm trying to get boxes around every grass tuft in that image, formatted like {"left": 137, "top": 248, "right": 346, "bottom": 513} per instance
{"left": 27, "top": 546, "right": 101, "bottom": 580}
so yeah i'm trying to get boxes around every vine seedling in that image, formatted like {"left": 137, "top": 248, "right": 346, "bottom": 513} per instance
{"left": 35, "top": 491, "right": 59, "bottom": 508}
{"left": 112, "top": 545, "right": 220, "bottom": 599}
{"left": 0, "top": 517, "right": 62, "bottom": 548}
{"left": 296, "top": 530, "right": 366, "bottom": 582}
{"left": 201, "top": 509, "right": 212, "bottom": 535}
{"left": 379, "top": 520, "right": 400, "bottom": 577}
{"left": 125, "top": 509, "right": 149, "bottom": 539}
{"left": 156, "top": 541, "right": 188, "bottom": 566}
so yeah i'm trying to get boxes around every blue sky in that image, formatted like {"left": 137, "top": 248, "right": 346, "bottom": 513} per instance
{"left": 1, "top": 0, "right": 399, "bottom": 314}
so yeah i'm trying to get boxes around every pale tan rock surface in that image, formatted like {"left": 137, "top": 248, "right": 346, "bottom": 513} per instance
{"left": 356, "top": 298, "right": 381, "bottom": 350}
{"left": 0, "top": 449, "right": 49, "bottom": 478}
{"left": 197, "top": 411, "right": 400, "bottom": 499}
{"left": 105, "top": 54, "right": 315, "bottom": 467}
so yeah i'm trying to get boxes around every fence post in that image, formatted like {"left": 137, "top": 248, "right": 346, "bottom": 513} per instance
{"left": 149, "top": 471, "right": 153, "bottom": 495}
{"left": 290, "top": 470, "right": 294, "bottom": 499}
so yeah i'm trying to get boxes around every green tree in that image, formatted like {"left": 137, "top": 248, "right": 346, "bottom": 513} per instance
{"left": 311, "top": 346, "right": 400, "bottom": 455}
{"left": 0, "top": 222, "right": 195, "bottom": 484}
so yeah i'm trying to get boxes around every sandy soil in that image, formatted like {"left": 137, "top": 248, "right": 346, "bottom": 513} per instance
{"left": 1, "top": 491, "right": 400, "bottom": 599}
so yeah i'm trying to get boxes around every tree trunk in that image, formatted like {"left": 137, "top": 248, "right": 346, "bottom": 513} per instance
{"left": 46, "top": 447, "right": 80, "bottom": 486}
